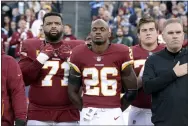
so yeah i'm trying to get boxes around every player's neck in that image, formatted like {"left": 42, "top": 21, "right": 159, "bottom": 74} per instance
{"left": 91, "top": 42, "right": 110, "bottom": 54}
{"left": 20, "top": 28, "right": 25, "bottom": 33}
{"left": 166, "top": 46, "right": 182, "bottom": 53}
{"left": 141, "top": 42, "right": 158, "bottom": 51}
{"left": 45, "top": 37, "right": 62, "bottom": 44}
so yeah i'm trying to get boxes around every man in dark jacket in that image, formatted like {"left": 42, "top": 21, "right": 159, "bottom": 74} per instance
{"left": 143, "top": 18, "right": 188, "bottom": 126}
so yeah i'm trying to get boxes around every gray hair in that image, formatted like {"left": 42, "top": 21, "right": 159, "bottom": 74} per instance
{"left": 163, "top": 18, "right": 183, "bottom": 30}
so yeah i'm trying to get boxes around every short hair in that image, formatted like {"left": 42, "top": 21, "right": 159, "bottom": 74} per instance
{"left": 137, "top": 16, "right": 158, "bottom": 33}
{"left": 99, "top": 6, "right": 105, "bottom": 10}
{"left": 163, "top": 18, "right": 183, "bottom": 30}
{"left": 65, "top": 24, "right": 72, "bottom": 29}
{"left": 117, "top": 26, "right": 123, "bottom": 32}
{"left": 43, "top": 12, "right": 63, "bottom": 23}
{"left": 18, "top": 19, "right": 26, "bottom": 24}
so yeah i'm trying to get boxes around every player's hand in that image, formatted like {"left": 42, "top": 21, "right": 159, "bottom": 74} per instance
{"left": 15, "top": 119, "right": 26, "bottom": 126}
{"left": 40, "top": 44, "right": 54, "bottom": 58}
{"left": 36, "top": 44, "right": 54, "bottom": 64}
{"left": 173, "top": 61, "right": 188, "bottom": 77}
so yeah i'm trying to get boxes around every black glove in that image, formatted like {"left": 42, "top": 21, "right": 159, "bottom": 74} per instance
{"left": 56, "top": 43, "right": 72, "bottom": 61}
{"left": 15, "top": 119, "right": 26, "bottom": 126}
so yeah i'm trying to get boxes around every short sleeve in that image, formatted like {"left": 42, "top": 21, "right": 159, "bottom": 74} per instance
{"left": 121, "top": 47, "right": 134, "bottom": 71}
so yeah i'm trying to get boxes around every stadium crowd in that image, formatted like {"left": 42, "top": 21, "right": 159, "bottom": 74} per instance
{"left": 1, "top": 1, "right": 188, "bottom": 59}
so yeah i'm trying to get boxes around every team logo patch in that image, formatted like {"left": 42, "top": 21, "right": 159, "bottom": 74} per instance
{"left": 97, "top": 56, "right": 101, "bottom": 62}
{"left": 114, "top": 116, "right": 120, "bottom": 120}
{"left": 94, "top": 56, "right": 103, "bottom": 62}
{"left": 54, "top": 53, "right": 58, "bottom": 57}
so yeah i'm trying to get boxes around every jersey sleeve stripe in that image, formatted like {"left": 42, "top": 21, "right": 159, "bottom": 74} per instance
{"left": 120, "top": 93, "right": 124, "bottom": 98}
{"left": 68, "top": 62, "right": 81, "bottom": 73}
{"left": 121, "top": 60, "right": 134, "bottom": 71}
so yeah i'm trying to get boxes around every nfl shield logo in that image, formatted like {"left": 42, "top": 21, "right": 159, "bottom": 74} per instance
{"left": 149, "top": 52, "right": 153, "bottom": 56}
{"left": 54, "top": 53, "right": 58, "bottom": 57}
{"left": 96, "top": 56, "right": 102, "bottom": 62}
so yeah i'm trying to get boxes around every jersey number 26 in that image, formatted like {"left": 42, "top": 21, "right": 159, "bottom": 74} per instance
{"left": 83, "top": 67, "right": 118, "bottom": 96}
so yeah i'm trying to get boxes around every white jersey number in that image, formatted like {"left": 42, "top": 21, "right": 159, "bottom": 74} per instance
{"left": 83, "top": 67, "right": 118, "bottom": 96}
{"left": 42, "top": 61, "right": 70, "bottom": 86}
{"left": 134, "top": 59, "right": 146, "bottom": 77}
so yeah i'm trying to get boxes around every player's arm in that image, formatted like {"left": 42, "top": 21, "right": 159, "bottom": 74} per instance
{"left": 121, "top": 47, "right": 138, "bottom": 111}
{"left": 19, "top": 56, "right": 43, "bottom": 85}
{"left": 7, "top": 57, "right": 27, "bottom": 126}
{"left": 68, "top": 65, "right": 82, "bottom": 110}
{"left": 19, "top": 41, "right": 54, "bottom": 85}
{"left": 121, "top": 64, "right": 138, "bottom": 111}
{"left": 143, "top": 56, "right": 178, "bottom": 94}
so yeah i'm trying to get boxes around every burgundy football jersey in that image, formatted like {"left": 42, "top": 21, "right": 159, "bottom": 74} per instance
{"left": 183, "top": 39, "right": 188, "bottom": 48}
{"left": 70, "top": 44, "right": 133, "bottom": 108}
{"left": 19, "top": 38, "right": 84, "bottom": 121}
{"left": 131, "top": 44, "right": 165, "bottom": 108}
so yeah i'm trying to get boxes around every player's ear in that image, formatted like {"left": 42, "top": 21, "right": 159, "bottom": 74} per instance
{"left": 137, "top": 33, "right": 140, "bottom": 40}
{"left": 108, "top": 32, "right": 111, "bottom": 38}
{"left": 161, "top": 30, "right": 165, "bottom": 41}
{"left": 157, "top": 29, "right": 159, "bottom": 35}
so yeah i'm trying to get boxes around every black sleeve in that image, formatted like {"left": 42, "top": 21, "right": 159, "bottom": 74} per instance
{"left": 68, "top": 66, "right": 83, "bottom": 110}
{"left": 68, "top": 66, "right": 82, "bottom": 87}
{"left": 142, "top": 56, "right": 177, "bottom": 94}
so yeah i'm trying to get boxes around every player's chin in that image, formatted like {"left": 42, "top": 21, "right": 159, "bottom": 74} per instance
{"left": 93, "top": 40, "right": 104, "bottom": 45}
{"left": 144, "top": 40, "right": 155, "bottom": 45}
{"left": 171, "top": 44, "right": 182, "bottom": 50}
{"left": 50, "top": 32, "right": 62, "bottom": 38}
{"left": 47, "top": 35, "right": 60, "bottom": 43}
{"left": 49, "top": 35, "right": 58, "bottom": 40}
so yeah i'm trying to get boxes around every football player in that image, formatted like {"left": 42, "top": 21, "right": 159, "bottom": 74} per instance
{"left": 19, "top": 12, "right": 84, "bottom": 125}
{"left": 2, "top": 51, "right": 27, "bottom": 126}
{"left": 68, "top": 19, "right": 138, "bottom": 125}
{"left": 126, "top": 16, "right": 165, "bottom": 125}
